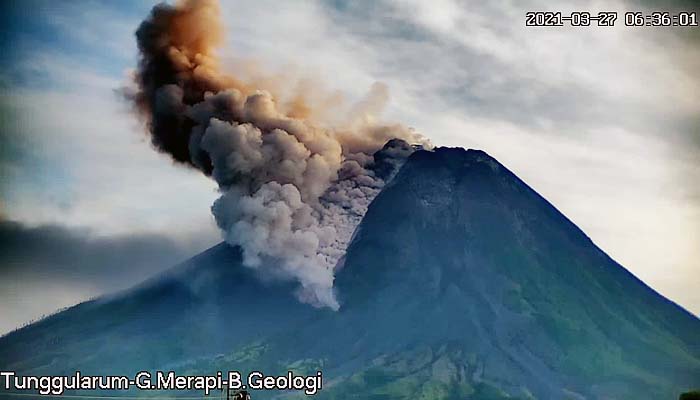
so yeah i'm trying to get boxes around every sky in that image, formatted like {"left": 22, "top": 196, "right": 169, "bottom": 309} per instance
{"left": 0, "top": 0, "right": 698, "bottom": 335}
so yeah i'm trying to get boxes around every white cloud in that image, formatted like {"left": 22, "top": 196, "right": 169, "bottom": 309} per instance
{"left": 2, "top": 86, "right": 220, "bottom": 239}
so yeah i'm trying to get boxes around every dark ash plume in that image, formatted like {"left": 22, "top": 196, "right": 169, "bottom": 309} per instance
{"left": 128, "top": 0, "right": 429, "bottom": 309}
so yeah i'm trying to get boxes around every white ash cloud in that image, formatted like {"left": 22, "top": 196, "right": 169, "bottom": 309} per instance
{"left": 127, "top": 0, "right": 429, "bottom": 309}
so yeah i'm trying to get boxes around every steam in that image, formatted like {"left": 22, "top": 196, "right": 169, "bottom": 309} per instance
{"left": 128, "top": 0, "right": 429, "bottom": 309}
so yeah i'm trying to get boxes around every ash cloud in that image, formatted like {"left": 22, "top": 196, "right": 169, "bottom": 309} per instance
{"left": 127, "top": 0, "right": 429, "bottom": 309}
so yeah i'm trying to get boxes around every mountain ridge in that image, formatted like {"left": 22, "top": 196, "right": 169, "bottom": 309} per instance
{"left": 367, "top": 147, "right": 696, "bottom": 317}
{"left": 1, "top": 147, "right": 698, "bottom": 399}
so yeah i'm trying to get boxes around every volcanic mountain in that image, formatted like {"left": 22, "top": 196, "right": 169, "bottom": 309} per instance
{"left": 1, "top": 147, "right": 698, "bottom": 399}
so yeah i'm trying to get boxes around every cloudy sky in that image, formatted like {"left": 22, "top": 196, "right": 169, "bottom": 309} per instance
{"left": 0, "top": 0, "right": 698, "bottom": 335}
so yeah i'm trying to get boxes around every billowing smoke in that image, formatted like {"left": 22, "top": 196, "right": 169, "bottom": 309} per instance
{"left": 128, "top": 0, "right": 429, "bottom": 309}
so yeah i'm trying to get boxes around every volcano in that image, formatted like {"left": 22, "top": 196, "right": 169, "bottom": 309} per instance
{"left": 1, "top": 147, "right": 698, "bottom": 399}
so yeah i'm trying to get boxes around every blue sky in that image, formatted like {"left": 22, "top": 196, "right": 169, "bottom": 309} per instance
{"left": 0, "top": 0, "right": 698, "bottom": 334}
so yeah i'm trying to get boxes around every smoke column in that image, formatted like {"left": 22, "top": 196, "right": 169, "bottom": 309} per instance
{"left": 128, "top": 0, "right": 429, "bottom": 309}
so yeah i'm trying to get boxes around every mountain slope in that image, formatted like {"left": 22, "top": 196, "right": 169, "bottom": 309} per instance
{"left": 0, "top": 243, "right": 322, "bottom": 376}
{"left": 320, "top": 148, "right": 700, "bottom": 398}
{"left": 1, "top": 147, "right": 698, "bottom": 399}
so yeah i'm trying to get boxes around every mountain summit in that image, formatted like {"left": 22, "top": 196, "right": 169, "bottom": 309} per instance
{"left": 1, "top": 147, "right": 698, "bottom": 399}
